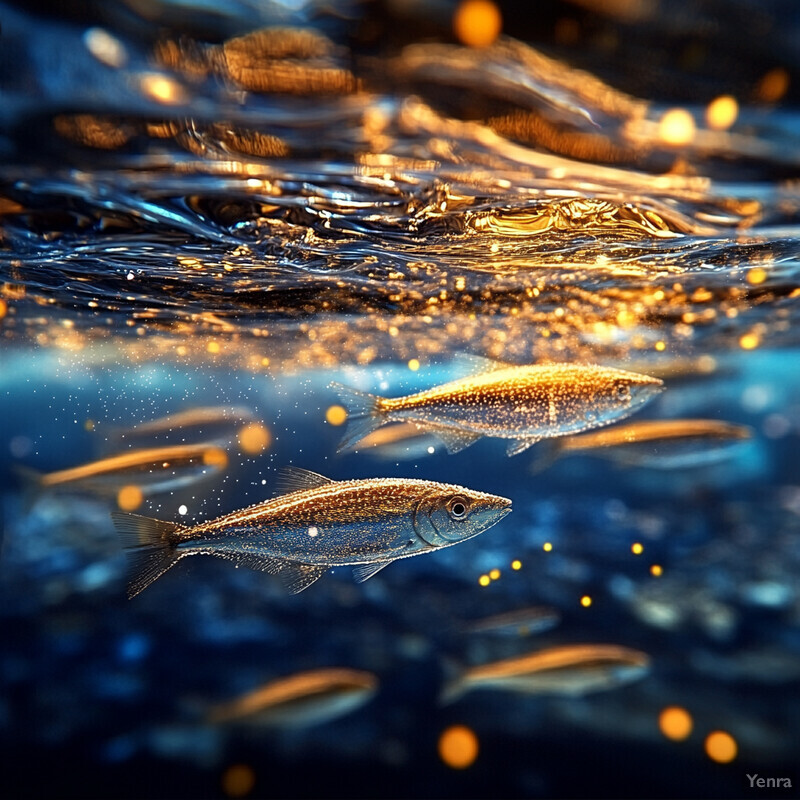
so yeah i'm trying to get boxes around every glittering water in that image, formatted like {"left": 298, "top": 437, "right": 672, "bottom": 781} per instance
{"left": 2, "top": 1, "right": 800, "bottom": 797}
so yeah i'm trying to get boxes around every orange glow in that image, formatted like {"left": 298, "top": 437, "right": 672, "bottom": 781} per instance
{"left": 207, "top": 341, "right": 221, "bottom": 354}
{"left": 0, "top": 299, "right": 8, "bottom": 319}
{"left": 139, "top": 73, "right": 186, "bottom": 105}
{"left": 739, "top": 332, "right": 760, "bottom": 350}
{"left": 117, "top": 485, "right": 144, "bottom": 511}
{"left": 238, "top": 423, "right": 271, "bottom": 455}
{"left": 706, "top": 96, "right": 738, "bottom": 130}
{"left": 489, "top": 568, "right": 501, "bottom": 580}
{"left": 326, "top": 405, "right": 348, "bottom": 426}
{"left": 222, "top": 763, "right": 256, "bottom": 797}
{"left": 746, "top": 268, "right": 767, "bottom": 285}
{"left": 203, "top": 448, "right": 229, "bottom": 469}
{"left": 453, "top": 0, "right": 502, "bottom": 48}
{"left": 658, "top": 108, "right": 696, "bottom": 145}
{"left": 705, "top": 731, "right": 737, "bottom": 763}
{"left": 650, "top": 564, "right": 663, "bottom": 577}
{"left": 757, "top": 68, "right": 789, "bottom": 103}
{"left": 438, "top": 725, "right": 479, "bottom": 769}
{"left": 659, "top": 706, "right": 693, "bottom": 741}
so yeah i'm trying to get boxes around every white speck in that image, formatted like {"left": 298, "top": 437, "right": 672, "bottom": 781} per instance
{"left": 126, "top": 271, "right": 135, "bottom": 281}
{"left": 261, "top": 479, "right": 267, "bottom": 485}
{"left": 308, "top": 526, "right": 319, "bottom": 537}
{"left": 426, "top": 446, "right": 435, "bottom": 454}
{"left": 178, "top": 504, "right": 188, "bottom": 515}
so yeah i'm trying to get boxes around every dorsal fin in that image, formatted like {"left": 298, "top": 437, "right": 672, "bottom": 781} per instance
{"left": 451, "top": 353, "right": 515, "bottom": 376}
{"left": 274, "top": 466, "right": 334, "bottom": 496}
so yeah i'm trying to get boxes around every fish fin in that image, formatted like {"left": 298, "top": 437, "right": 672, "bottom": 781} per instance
{"left": 528, "top": 440, "right": 563, "bottom": 473}
{"left": 506, "top": 436, "right": 542, "bottom": 457}
{"left": 229, "top": 551, "right": 292, "bottom": 576}
{"left": 329, "top": 382, "right": 386, "bottom": 452}
{"left": 110, "top": 512, "right": 182, "bottom": 598}
{"left": 279, "top": 562, "right": 327, "bottom": 594}
{"left": 423, "top": 425, "right": 482, "bottom": 454}
{"left": 352, "top": 561, "right": 391, "bottom": 583}
{"left": 274, "top": 466, "right": 333, "bottom": 496}
{"left": 438, "top": 656, "right": 467, "bottom": 705}
{"left": 451, "top": 353, "right": 515, "bottom": 375}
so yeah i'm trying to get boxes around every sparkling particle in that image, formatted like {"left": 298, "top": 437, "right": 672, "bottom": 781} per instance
{"left": 126, "top": 271, "right": 134, "bottom": 281}
{"left": 650, "top": 564, "right": 663, "bottom": 577}
{"left": 631, "top": 542, "right": 644, "bottom": 555}
{"left": 178, "top": 504, "right": 188, "bottom": 515}
{"left": 407, "top": 358, "right": 420, "bottom": 371}
{"left": 426, "top": 446, "right": 436, "bottom": 454}
{"left": 478, "top": 574, "right": 490, "bottom": 587}
{"left": 706, "top": 95, "right": 738, "bottom": 130}
{"left": 580, "top": 595, "right": 592, "bottom": 607}
{"left": 659, "top": 108, "right": 696, "bottom": 145}
{"left": 705, "top": 731, "right": 737, "bottom": 763}
{"left": 543, "top": 542, "right": 553, "bottom": 552}
{"left": 511, "top": 559, "right": 522, "bottom": 570}
{"left": 746, "top": 267, "right": 767, "bottom": 285}
{"left": 438, "top": 725, "right": 479, "bottom": 769}
{"left": 489, "top": 568, "right": 500, "bottom": 580}
{"left": 308, "top": 526, "right": 319, "bottom": 537}
{"left": 739, "top": 332, "right": 760, "bottom": 350}
{"left": 659, "top": 706, "right": 693, "bottom": 741}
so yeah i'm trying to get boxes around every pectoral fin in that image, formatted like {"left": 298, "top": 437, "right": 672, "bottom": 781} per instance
{"left": 281, "top": 563, "right": 327, "bottom": 594}
{"left": 352, "top": 561, "right": 391, "bottom": 583}
{"left": 506, "top": 436, "right": 542, "bottom": 456}
{"left": 423, "top": 425, "right": 482, "bottom": 454}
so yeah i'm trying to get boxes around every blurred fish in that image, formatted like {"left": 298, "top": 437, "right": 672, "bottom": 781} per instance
{"left": 105, "top": 405, "right": 257, "bottom": 446}
{"left": 441, "top": 643, "right": 650, "bottom": 703}
{"left": 463, "top": 606, "right": 561, "bottom": 637}
{"left": 352, "top": 422, "right": 439, "bottom": 459}
{"left": 531, "top": 419, "right": 753, "bottom": 472}
{"left": 332, "top": 358, "right": 663, "bottom": 456}
{"left": 112, "top": 467, "right": 512, "bottom": 597}
{"left": 17, "top": 443, "right": 229, "bottom": 496}
{"left": 207, "top": 668, "right": 378, "bottom": 729}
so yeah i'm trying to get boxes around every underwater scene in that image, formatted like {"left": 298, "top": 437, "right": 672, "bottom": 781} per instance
{"left": 1, "top": 0, "right": 800, "bottom": 797}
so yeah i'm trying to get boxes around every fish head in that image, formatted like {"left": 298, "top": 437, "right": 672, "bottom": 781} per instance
{"left": 604, "top": 371, "right": 664, "bottom": 415}
{"left": 413, "top": 484, "right": 512, "bottom": 547}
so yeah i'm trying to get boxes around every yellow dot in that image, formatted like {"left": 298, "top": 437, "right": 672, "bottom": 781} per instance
{"left": 238, "top": 423, "right": 271, "bottom": 455}
{"left": 139, "top": 73, "right": 186, "bottom": 105}
{"left": 659, "top": 706, "right": 693, "bottom": 741}
{"left": 705, "top": 731, "right": 737, "bottom": 763}
{"left": 489, "top": 568, "right": 500, "bottom": 580}
{"left": 757, "top": 67, "right": 789, "bottom": 103}
{"left": 746, "top": 267, "right": 767, "bottom": 285}
{"left": 207, "top": 340, "right": 220, "bottom": 354}
{"left": 631, "top": 542, "right": 644, "bottom": 555}
{"left": 706, "top": 95, "right": 738, "bottom": 130}
{"left": 117, "top": 485, "right": 143, "bottom": 511}
{"left": 650, "top": 564, "right": 663, "bottom": 577}
{"left": 453, "top": 0, "right": 502, "bottom": 48}
{"left": 739, "top": 332, "right": 760, "bottom": 350}
{"left": 478, "top": 574, "right": 490, "bottom": 587}
{"left": 222, "top": 763, "right": 256, "bottom": 797}
{"left": 580, "top": 595, "right": 592, "bottom": 607}
{"left": 438, "top": 725, "right": 479, "bottom": 769}
{"left": 407, "top": 358, "right": 420, "bottom": 371}
{"left": 202, "top": 447, "right": 228, "bottom": 469}
{"left": 654, "top": 341, "right": 666, "bottom": 352}
{"left": 261, "top": 357, "right": 270, "bottom": 367}
{"left": 659, "top": 108, "right": 696, "bottom": 146}
{"left": 325, "top": 405, "right": 348, "bottom": 426}
{"left": 543, "top": 542, "right": 553, "bottom": 552}
{"left": 511, "top": 559, "right": 522, "bottom": 570}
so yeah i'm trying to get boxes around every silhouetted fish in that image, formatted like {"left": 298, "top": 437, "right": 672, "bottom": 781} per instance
{"left": 332, "top": 359, "right": 663, "bottom": 456}
{"left": 441, "top": 643, "right": 650, "bottom": 703}
{"left": 112, "top": 467, "right": 512, "bottom": 597}
{"left": 207, "top": 668, "right": 378, "bottom": 729}
{"left": 463, "top": 606, "right": 561, "bottom": 637}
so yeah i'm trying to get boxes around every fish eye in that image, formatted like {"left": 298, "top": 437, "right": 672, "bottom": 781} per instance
{"left": 447, "top": 496, "right": 469, "bottom": 520}
{"left": 615, "top": 383, "right": 630, "bottom": 402}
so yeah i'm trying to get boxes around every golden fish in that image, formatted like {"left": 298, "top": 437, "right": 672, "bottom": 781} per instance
{"left": 18, "top": 443, "right": 229, "bottom": 495}
{"left": 531, "top": 418, "right": 752, "bottom": 471}
{"left": 332, "top": 359, "right": 664, "bottom": 456}
{"left": 107, "top": 405, "right": 257, "bottom": 444}
{"left": 441, "top": 643, "right": 650, "bottom": 703}
{"left": 207, "top": 668, "right": 378, "bottom": 728}
{"left": 112, "top": 467, "right": 511, "bottom": 597}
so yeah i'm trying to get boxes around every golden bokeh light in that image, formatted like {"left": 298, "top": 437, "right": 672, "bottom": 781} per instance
{"left": 511, "top": 559, "right": 522, "bottom": 570}
{"left": 650, "top": 564, "right": 663, "bottom": 577}
{"left": 222, "top": 763, "right": 256, "bottom": 798}
{"left": 0, "top": 299, "right": 7, "bottom": 319}
{"left": 706, "top": 95, "right": 738, "bottom": 130}
{"left": 580, "top": 595, "right": 592, "bottom": 607}
{"left": 658, "top": 108, "right": 696, "bottom": 146}
{"left": 207, "top": 341, "right": 221, "bottom": 354}
{"left": 659, "top": 706, "right": 693, "bottom": 741}
{"left": 407, "top": 358, "right": 420, "bottom": 371}
{"left": 739, "top": 332, "right": 760, "bottom": 350}
{"left": 84, "top": 27, "right": 127, "bottom": 68}
{"left": 453, "top": 0, "right": 502, "bottom": 48}
{"left": 325, "top": 405, "right": 348, "bottom": 426}
{"left": 117, "top": 485, "right": 144, "bottom": 511}
{"left": 238, "top": 423, "right": 272, "bottom": 455}
{"left": 203, "top": 447, "right": 229, "bottom": 469}
{"left": 139, "top": 73, "right": 187, "bottom": 105}
{"left": 543, "top": 542, "right": 553, "bottom": 552}
{"left": 631, "top": 542, "right": 643, "bottom": 555}
{"left": 478, "top": 574, "right": 490, "bottom": 587}
{"left": 705, "top": 731, "right": 737, "bottom": 763}
{"left": 746, "top": 267, "right": 767, "bottom": 285}
{"left": 489, "top": 568, "right": 500, "bottom": 580}
{"left": 757, "top": 68, "right": 789, "bottom": 103}
{"left": 438, "top": 725, "right": 479, "bottom": 769}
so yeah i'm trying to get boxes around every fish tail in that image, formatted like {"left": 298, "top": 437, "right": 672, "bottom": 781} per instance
{"left": 329, "top": 382, "right": 386, "bottom": 452}
{"left": 110, "top": 512, "right": 182, "bottom": 598}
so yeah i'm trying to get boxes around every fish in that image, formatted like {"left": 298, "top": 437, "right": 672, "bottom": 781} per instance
{"left": 441, "top": 643, "right": 650, "bottom": 703}
{"left": 352, "top": 422, "right": 440, "bottom": 459}
{"left": 331, "top": 358, "right": 664, "bottom": 456}
{"left": 111, "top": 467, "right": 512, "bottom": 598}
{"left": 463, "top": 606, "right": 562, "bottom": 637}
{"left": 105, "top": 405, "right": 257, "bottom": 445}
{"left": 530, "top": 419, "right": 752, "bottom": 472}
{"left": 206, "top": 668, "right": 378, "bottom": 729}
{"left": 17, "top": 443, "right": 229, "bottom": 496}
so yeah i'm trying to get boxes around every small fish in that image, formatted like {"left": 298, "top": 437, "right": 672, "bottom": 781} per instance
{"left": 111, "top": 467, "right": 512, "bottom": 598}
{"left": 441, "top": 644, "right": 650, "bottom": 703}
{"left": 106, "top": 405, "right": 257, "bottom": 445}
{"left": 352, "top": 422, "right": 439, "bottom": 460}
{"left": 463, "top": 606, "right": 561, "bottom": 637}
{"left": 207, "top": 668, "right": 378, "bottom": 728}
{"left": 531, "top": 419, "right": 752, "bottom": 472}
{"left": 332, "top": 358, "right": 663, "bottom": 456}
{"left": 17, "top": 443, "right": 229, "bottom": 496}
